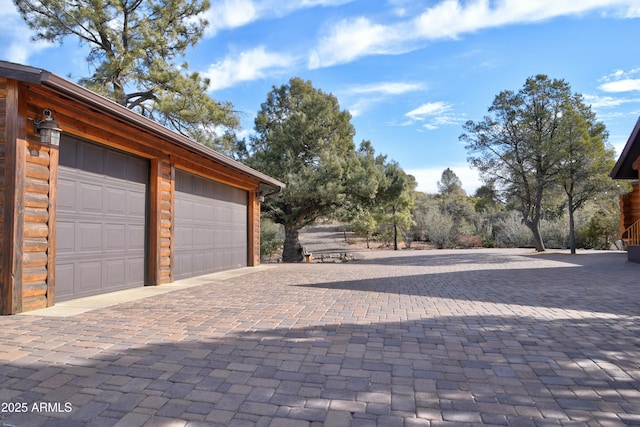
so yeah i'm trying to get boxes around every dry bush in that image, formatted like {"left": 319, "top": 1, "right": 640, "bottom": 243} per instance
{"left": 457, "top": 235, "right": 483, "bottom": 248}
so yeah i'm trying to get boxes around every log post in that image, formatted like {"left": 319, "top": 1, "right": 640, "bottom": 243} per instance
{"left": 0, "top": 80, "right": 26, "bottom": 314}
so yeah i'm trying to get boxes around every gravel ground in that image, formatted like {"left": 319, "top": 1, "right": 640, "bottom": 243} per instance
{"left": 298, "top": 224, "right": 369, "bottom": 261}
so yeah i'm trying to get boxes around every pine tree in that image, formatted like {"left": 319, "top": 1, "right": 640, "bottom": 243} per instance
{"left": 14, "top": 0, "right": 241, "bottom": 155}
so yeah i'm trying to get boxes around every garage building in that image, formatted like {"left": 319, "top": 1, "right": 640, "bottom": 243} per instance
{"left": 611, "top": 116, "right": 640, "bottom": 263}
{"left": 0, "top": 61, "right": 284, "bottom": 314}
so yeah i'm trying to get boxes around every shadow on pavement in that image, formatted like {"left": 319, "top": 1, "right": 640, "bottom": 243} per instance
{"left": 298, "top": 252, "right": 638, "bottom": 316}
{"left": 1, "top": 313, "right": 639, "bottom": 426}
{"left": 351, "top": 249, "right": 631, "bottom": 268}
{"left": 0, "top": 249, "right": 638, "bottom": 426}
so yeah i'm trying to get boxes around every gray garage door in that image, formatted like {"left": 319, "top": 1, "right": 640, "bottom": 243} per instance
{"left": 174, "top": 169, "right": 248, "bottom": 280}
{"left": 56, "top": 137, "right": 148, "bottom": 301}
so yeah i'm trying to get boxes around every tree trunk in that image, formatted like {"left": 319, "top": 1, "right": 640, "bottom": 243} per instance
{"left": 568, "top": 194, "right": 576, "bottom": 255}
{"left": 524, "top": 218, "right": 546, "bottom": 252}
{"left": 112, "top": 73, "right": 129, "bottom": 107}
{"left": 282, "top": 224, "right": 304, "bottom": 263}
{"left": 393, "top": 206, "right": 399, "bottom": 251}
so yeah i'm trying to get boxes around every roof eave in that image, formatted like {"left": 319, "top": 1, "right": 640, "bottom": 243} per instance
{"left": 0, "top": 61, "right": 51, "bottom": 84}
{"left": 0, "top": 61, "right": 284, "bottom": 190}
{"left": 611, "top": 116, "right": 640, "bottom": 180}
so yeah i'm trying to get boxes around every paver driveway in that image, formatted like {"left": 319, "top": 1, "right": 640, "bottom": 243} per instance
{"left": 1, "top": 249, "right": 639, "bottom": 426}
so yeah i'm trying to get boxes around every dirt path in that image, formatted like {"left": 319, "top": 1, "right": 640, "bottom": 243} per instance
{"left": 298, "top": 223, "right": 365, "bottom": 259}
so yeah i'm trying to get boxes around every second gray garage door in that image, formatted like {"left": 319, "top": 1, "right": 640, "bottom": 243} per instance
{"left": 174, "top": 170, "right": 248, "bottom": 279}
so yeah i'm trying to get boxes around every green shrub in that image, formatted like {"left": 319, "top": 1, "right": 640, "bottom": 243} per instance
{"left": 260, "top": 219, "right": 283, "bottom": 262}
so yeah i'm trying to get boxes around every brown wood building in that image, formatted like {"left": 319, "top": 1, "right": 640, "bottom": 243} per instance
{"left": 611, "top": 116, "right": 640, "bottom": 263}
{"left": 0, "top": 61, "right": 284, "bottom": 314}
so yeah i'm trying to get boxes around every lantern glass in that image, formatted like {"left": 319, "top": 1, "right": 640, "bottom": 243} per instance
{"left": 37, "top": 119, "right": 62, "bottom": 145}
{"left": 40, "top": 128, "right": 51, "bottom": 144}
{"left": 50, "top": 129, "right": 61, "bottom": 146}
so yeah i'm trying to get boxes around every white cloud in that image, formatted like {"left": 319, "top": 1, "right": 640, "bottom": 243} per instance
{"left": 0, "top": 1, "right": 19, "bottom": 22}
{"left": 599, "top": 79, "right": 640, "bottom": 93}
{"left": 601, "top": 67, "right": 640, "bottom": 79}
{"left": 309, "top": 0, "right": 640, "bottom": 68}
{"left": 205, "top": 0, "right": 355, "bottom": 36}
{"left": 0, "top": 0, "right": 52, "bottom": 64}
{"left": 584, "top": 94, "right": 640, "bottom": 109}
{"left": 346, "top": 82, "right": 425, "bottom": 95}
{"left": 406, "top": 164, "right": 482, "bottom": 195}
{"left": 309, "top": 16, "right": 407, "bottom": 68}
{"left": 401, "top": 101, "right": 465, "bottom": 130}
{"left": 235, "top": 127, "right": 256, "bottom": 142}
{"left": 342, "top": 81, "right": 425, "bottom": 117}
{"left": 204, "top": 0, "right": 259, "bottom": 36}
{"left": 591, "top": 68, "right": 640, "bottom": 112}
{"left": 584, "top": 95, "right": 624, "bottom": 108}
{"left": 204, "top": 46, "right": 297, "bottom": 91}
{"left": 406, "top": 102, "right": 452, "bottom": 120}
{"left": 622, "top": 4, "right": 640, "bottom": 17}
{"left": 294, "top": 0, "right": 354, "bottom": 6}
{"left": 611, "top": 139, "right": 629, "bottom": 159}
{"left": 346, "top": 99, "right": 374, "bottom": 118}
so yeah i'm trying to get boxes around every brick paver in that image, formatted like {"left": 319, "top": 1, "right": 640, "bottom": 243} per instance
{"left": 0, "top": 248, "right": 638, "bottom": 426}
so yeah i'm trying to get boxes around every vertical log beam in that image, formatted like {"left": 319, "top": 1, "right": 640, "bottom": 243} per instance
{"left": 620, "top": 194, "right": 626, "bottom": 236}
{"left": 1, "top": 80, "right": 26, "bottom": 314}
{"left": 148, "top": 158, "right": 173, "bottom": 285}
{"left": 148, "top": 158, "right": 161, "bottom": 285}
{"left": 168, "top": 164, "right": 175, "bottom": 282}
{"left": 47, "top": 142, "right": 58, "bottom": 307}
{"left": 247, "top": 190, "right": 261, "bottom": 267}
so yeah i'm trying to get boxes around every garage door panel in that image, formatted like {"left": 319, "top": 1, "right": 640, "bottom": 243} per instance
{"left": 56, "top": 264, "right": 74, "bottom": 299}
{"left": 80, "top": 223, "right": 102, "bottom": 251}
{"left": 56, "top": 222, "right": 76, "bottom": 253}
{"left": 179, "top": 231, "right": 192, "bottom": 248}
{"left": 105, "top": 224, "right": 126, "bottom": 250}
{"left": 80, "top": 183, "right": 103, "bottom": 213}
{"left": 174, "top": 170, "right": 248, "bottom": 280}
{"left": 56, "top": 137, "right": 148, "bottom": 301}
{"left": 60, "top": 138, "right": 78, "bottom": 167}
{"left": 127, "top": 225, "right": 146, "bottom": 250}
{"left": 106, "top": 150, "right": 128, "bottom": 180}
{"left": 79, "top": 143, "right": 105, "bottom": 174}
{"left": 177, "top": 199, "right": 193, "bottom": 220}
{"left": 127, "top": 159, "right": 149, "bottom": 184}
{"left": 176, "top": 171, "right": 193, "bottom": 192}
{"left": 203, "top": 228, "right": 214, "bottom": 244}
{"left": 106, "top": 188, "right": 127, "bottom": 215}
{"left": 57, "top": 180, "right": 77, "bottom": 211}
{"left": 175, "top": 253, "right": 192, "bottom": 275}
{"left": 129, "top": 191, "right": 146, "bottom": 216}
{"left": 78, "top": 260, "right": 102, "bottom": 290}
{"left": 127, "top": 258, "right": 145, "bottom": 282}
{"left": 193, "top": 253, "right": 204, "bottom": 272}
{"left": 105, "top": 260, "right": 125, "bottom": 286}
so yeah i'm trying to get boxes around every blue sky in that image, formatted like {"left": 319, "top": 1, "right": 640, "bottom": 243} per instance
{"left": 2, "top": 0, "right": 640, "bottom": 194}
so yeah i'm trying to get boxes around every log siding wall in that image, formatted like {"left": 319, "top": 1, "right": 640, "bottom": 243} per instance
{"left": 149, "top": 159, "right": 174, "bottom": 285}
{"left": 619, "top": 154, "right": 640, "bottom": 235}
{"left": 22, "top": 140, "right": 52, "bottom": 311}
{"left": 0, "top": 77, "right": 269, "bottom": 314}
{"left": 621, "top": 181, "right": 640, "bottom": 230}
{"left": 0, "top": 78, "right": 6, "bottom": 312}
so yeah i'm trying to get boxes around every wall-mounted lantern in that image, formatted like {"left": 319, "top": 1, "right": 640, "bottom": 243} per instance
{"left": 34, "top": 108, "right": 62, "bottom": 145}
